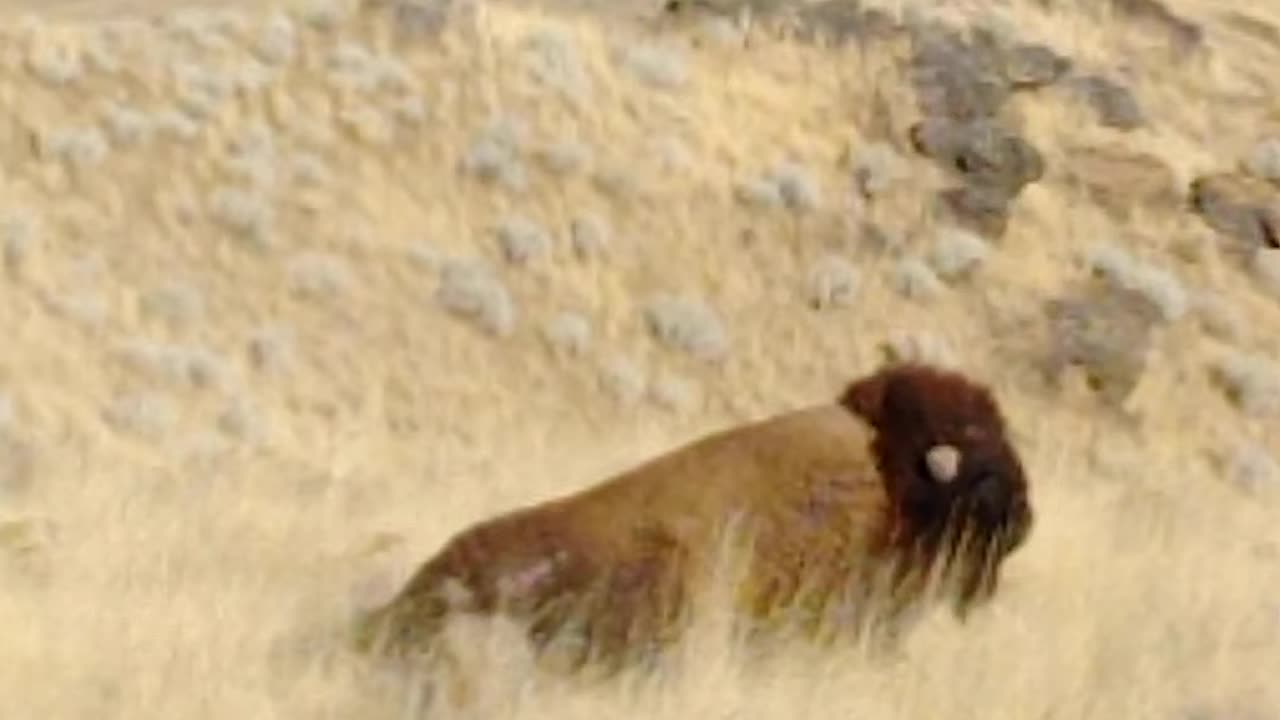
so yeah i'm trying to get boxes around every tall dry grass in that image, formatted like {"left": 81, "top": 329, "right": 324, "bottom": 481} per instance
{"left": 0, "top": 0, "right": 1277, "bottom": 717}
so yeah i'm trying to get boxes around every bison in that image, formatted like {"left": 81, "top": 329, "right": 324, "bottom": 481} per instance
{"left": 352, "top": 362, "right": 1035, "bottom": 676}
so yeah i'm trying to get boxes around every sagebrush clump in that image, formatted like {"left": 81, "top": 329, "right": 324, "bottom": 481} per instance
{"left": 806, "top": 254, "right": 861, "bottom": 309}
{"left": 542, "top": 312, "right": 592, "bottom": 357}
{"left": 569, "top": 214, "right": 611, "bottom": 261}
{"left": 1209, "top": 350, "right": 1280, "bottom": 417}
{"left": 892, "top": 257, "right": 945, "bottom": 301}
{"left": 930, "top": 227, "right": 991, "bottom": 281}
{"left": 495, "top": 216, "right": 552, "bottom": 265}
{"left": 436, "top": 260, "right": 518, "bottom": 336}
{"left": 209, "top": 186, "right": 274, "bottom": 248}
{"left": 102, "top": 391, "right": 179, "bottom": 440}
{"left": 643, "top": 293, "right": 729, "bottom": 361}
{"left": 287, "top": 252, "right": 356, "bottom": 298}
{"left": 1085, "top": 242, "right": 1188, "bottom": 322}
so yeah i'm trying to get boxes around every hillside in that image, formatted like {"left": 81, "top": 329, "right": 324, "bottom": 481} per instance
{"left": 0, "top": 0, "right": 1278, "bottom": 717}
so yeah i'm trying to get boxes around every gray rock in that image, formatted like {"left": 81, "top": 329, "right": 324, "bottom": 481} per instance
{"left": 1190, "top": 172, "right": 1280, "bottom": 254}
{"left": 1001, "top": 43, "right": 1072, "bottom": 89}
{"left": 1042, "top": 282, "right": 1163, "bottom": 406}
{"left": 791, "top": 2, "right": 901, "bottom": 47}
{"left": 909, "top": 117, "right": 1045, "bottom": 195}
{"left": 909, "top": 24, "right": 1010, "bottom": 121}
{"left": 1070, "top": 75, "right": 1146, "bottom": 130}
{"left": 937, "top": 183, "right": 1014, "bottom": 240}
{"left": 1066, "top": 144, "right": 1179, "bottom": 219}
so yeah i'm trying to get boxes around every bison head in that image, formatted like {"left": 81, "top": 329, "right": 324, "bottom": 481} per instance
{"left": 841, "top": 362, "right": 1033, "bottom": 618}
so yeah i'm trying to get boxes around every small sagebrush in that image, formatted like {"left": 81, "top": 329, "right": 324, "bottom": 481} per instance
{"left": 217, "top": 395, "right": 266, "bottom": 443}
{"left": 771, "top": 162, "right": 822, "bottom": 211}
{"left": 542, "top": 312, "right": 592, "bottom": 357}
{"left": 436, "top": 260, "right": 517, "bottom": 336}
{"left": 287, "top": 252, "right": 356, "bottom": 298}
{"left": 139, "top": 283, "right": 205, "bottom": 328}
{"left": 643, "top": 293, "right": 729, "bottom": 361}
{"left": 931, "top": 227, "right": 991, "bottom": 281}
{"left": 880, "top": 330, "right": 958, "bottom": 367}
{"left": 463, "top": 133, "right": 527, "bottom": 190}
{"left": 1243, "top": 137, "right": 1280, "bottom": 183}
{"left": 247, "top": 325, "right": 296, "bottom": 375}
{"left": 494, "top": 216, "right": 552, "bottom": 265}
{"left": 115, "top": 341, "right": 229, "bottom": 390}
{"left": 1222, "top": 442, "right": 1280, "bottom": 496}
{"left": 570, "top": 214, "right": 611, "bottom": 261}
{"left": 523, "top": 27, "right": 591, "bottom": 102}
{"left": 254, "top": 12, "right": 297, "bottom": 65}
{"left": 25, "top": 29, "right": 84, "bottom": 85}
{"left": 806, "top": 255, "right": 861, "bottom": 309}
{"left": 298, "top": 0, "right": 352, "bottom": 29}
{"left": 102, "top": 391, "right": 179, "bottom": 440}
{"left": 892, "top": 258, "right": 945, "bottom": 301}
{"left": 102, "top": 104, "right": 153, "bottom": 146}
{"left": 735, "top": 164, "right": 822, "bottom": 211}
{"left": 209, "top": 186, "right": 274, "bottom": 248}
{"left": 152, "top": 108, "right": 201, "bottom": 141}
{"left": 734, "top": 178, "right": 784, "bottom": 209}
{"left": 852, "top": 142, "right": 907, "bottom": 197}
{"left": 1192, "top": 292, "right": 1244, "bottom": 342}
{"left": 620, "top": 43, "right": 687, "bottom": 89}
{"left": 1085, "top": 242, "right": 1188, "bottom": 322}
{"left": 43, "top": 128, "right": 110, "bottom": 170}
{"left": 536, "top": 138, "right": 592, "bottom": 175}
{"left": 598, "top": 356, "right": 646, "bottom": 405}
{"left": 1209, "top": 350, "right": 1280, "bottom": 417}
{"left": 649, "top": 370, "right": 701, "bottom": 412}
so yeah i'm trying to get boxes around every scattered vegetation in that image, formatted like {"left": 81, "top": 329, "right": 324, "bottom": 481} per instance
{"left": 643, "top": 293, "right": 729, "bottom": 361}
{"left": 436, "top": 259, "right": 518, "bottom": 336}
{"left": 805, "top": 254, "right": 861, "bottom": 309}
{"left": 1, "top": 0, "right": 1277, "bottom": 718}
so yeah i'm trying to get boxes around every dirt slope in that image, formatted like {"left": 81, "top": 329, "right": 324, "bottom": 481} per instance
{"left": 0, "top": 0, "right": 1278, "bottom": 717}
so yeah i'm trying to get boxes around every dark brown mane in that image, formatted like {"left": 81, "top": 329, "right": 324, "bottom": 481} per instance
{"left": 839, "top": 362, "right": 1033, "bottom": 615}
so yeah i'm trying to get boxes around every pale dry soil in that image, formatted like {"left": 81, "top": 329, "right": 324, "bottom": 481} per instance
{"left": 0, "top": 0, "right": 1278, "bottom": 718}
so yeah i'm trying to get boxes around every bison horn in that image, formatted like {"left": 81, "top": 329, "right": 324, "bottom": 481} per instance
{"left": 926, "top": 444, "right": 962, "bottom": 483}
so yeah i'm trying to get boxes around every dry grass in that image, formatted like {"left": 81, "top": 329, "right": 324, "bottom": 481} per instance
{"left": 0, "top": 0, "right": 1278, "bottom": 717}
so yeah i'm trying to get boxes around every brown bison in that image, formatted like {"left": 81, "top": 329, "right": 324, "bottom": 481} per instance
{"left": 352, "top": 362, "right": 1034, "bottom": 674}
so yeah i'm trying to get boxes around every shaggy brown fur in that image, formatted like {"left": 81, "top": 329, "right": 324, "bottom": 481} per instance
{"left": 353, "top": 363, "right": 1034, "bottom": 674}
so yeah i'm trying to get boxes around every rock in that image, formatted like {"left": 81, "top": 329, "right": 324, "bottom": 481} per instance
{"left": 1069, "top": 75, "right": 1146, "bottom": 130}
{"left": 937, "top": 183, "right": 1014, "bottom": 240}
{"left": 909, "top": 24, "right": 1010, "bottom": 121}
{"left": 910, "top": 117, "right": 1045, "bottom": 195}
{"left": 907, "top": 22, "right": 1070, "bottom": 121}
{"left": 791, "top": 2, "right": 901, "bottom": 47}
{"left": 1066, "top": 144, "right": 1179, "bottom": 218}
{"left": 1042, "top": 282, "right": 1163, "bottom": 406}
{"left": 1189, "top": 172, "right": 1280, "bottom": 253}
{"left": 1001, "top": 43, "right": 1072, "bottom": 89}
{"left": 377, "top": 0, "right": 462, "bottom": 42}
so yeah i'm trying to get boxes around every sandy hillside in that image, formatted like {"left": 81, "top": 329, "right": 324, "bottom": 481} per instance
{"left": 0, "top": 0, "right": 1278, "bottom": 717}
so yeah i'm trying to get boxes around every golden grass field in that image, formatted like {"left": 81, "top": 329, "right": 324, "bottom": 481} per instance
{"left": 0, "top": 0, "right": 1278, "bottom": 717}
